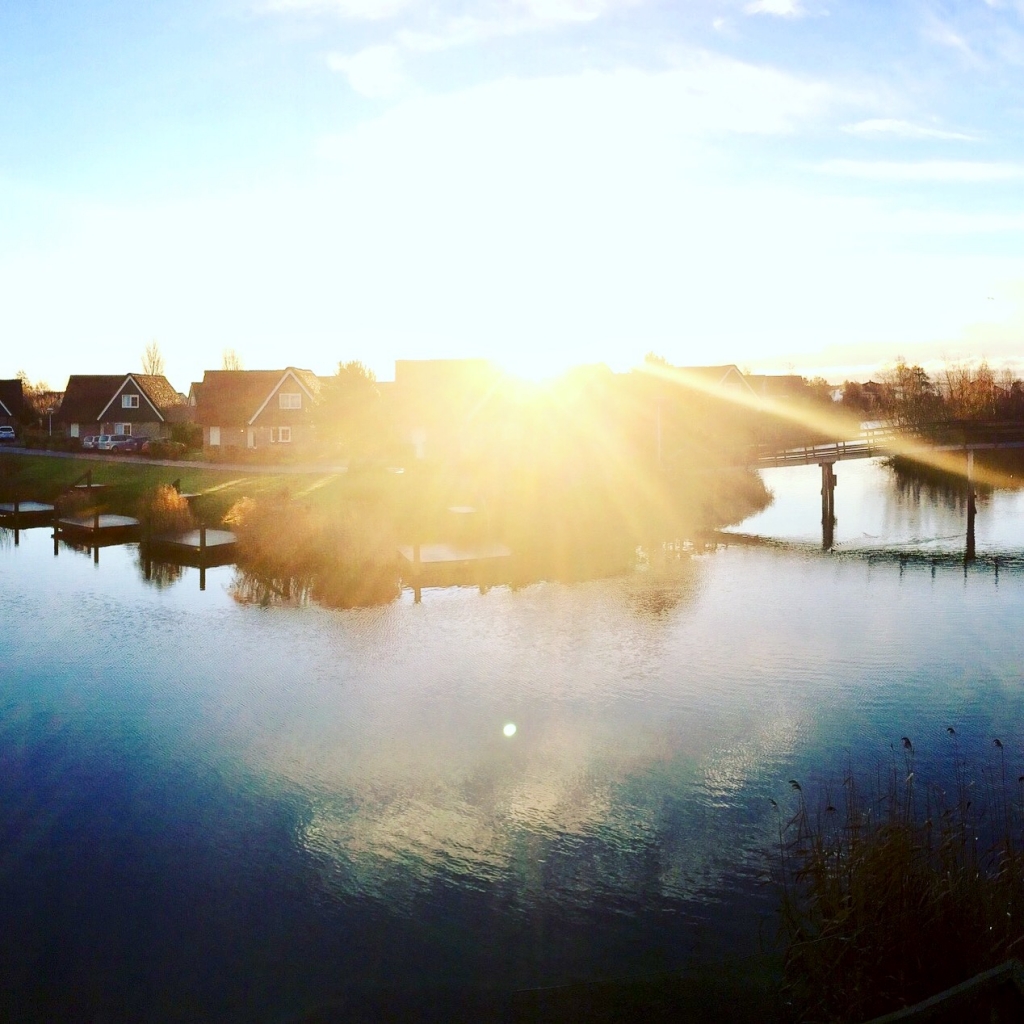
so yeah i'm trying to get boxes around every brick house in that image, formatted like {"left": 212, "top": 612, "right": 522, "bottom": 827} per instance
{"left": 55, "top": 374, "right": 187, "bottom": 440}
{"left": 190, "top": 368, "right": 321, "bottom": 450}
{"left": 0, "top": 379, "right": 25, "bottom": 427}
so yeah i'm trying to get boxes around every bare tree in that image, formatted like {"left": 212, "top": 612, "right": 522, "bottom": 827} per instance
{"left": 222, "top": 348, "right": 243, "bottom": 370}
{"left": 142, "top": 340, "right": 165, "bottom": 376}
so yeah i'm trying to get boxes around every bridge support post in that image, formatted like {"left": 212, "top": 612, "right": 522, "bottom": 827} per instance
{"left": 966, "top": 448, "right": 976, "bottom": 562}
{"left": 820, "top": 461, "right": 836, "bottom": 550}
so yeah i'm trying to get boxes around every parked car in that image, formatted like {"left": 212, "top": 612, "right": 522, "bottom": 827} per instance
{"left": 0, "top": 426, "right": 16, "bottom": 443}
{"left": 109, "top": 434, "right": 146, "bottom": 453}
{"left": 140, "top": 438, "right": 187, "bottom": 459}
{"left": 81, "top": 435, "right": 98, "bottom": 450}
{"left": 96, "top": 434, "right": 113, "bottom": 450}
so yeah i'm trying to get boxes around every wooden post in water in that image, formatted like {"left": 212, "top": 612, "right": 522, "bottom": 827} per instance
{"left": 966, "top": 448, "right": 976, "bottom": 562}
{"left": 200, "top": 523, "right": 207, "bottom": 557}
{"left": 820, "top": 461, "right": 837, "bottom": 551}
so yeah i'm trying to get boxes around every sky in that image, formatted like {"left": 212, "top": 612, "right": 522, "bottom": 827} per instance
{"left": 4, "top": 0, "right": 1024, "bottom": 391}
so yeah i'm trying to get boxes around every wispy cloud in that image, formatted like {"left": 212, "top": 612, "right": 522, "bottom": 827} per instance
{"left": 327, "top": 45, "right": 407, "bottom": 98}
{"left": 817, "top": 159, "right": 1024, "bottom": 182}
{"left": 922, "top": 17, "right": 979, "bottom": 61}
{"left": 260, "top": 0, "right": 414, "bottom": 17}
{"left": 843, "top": 118, "right": 978, "bottom": 142}
{"left": 394, "top": 0, "right": 640, "bottom": 52}
{"left": 744, "top": 0, "right": 805, "bottom": 16}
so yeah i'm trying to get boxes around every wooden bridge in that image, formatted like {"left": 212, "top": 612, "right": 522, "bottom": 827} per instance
{"left": 752, "top": 424, "right": 1024, "bottom": 470}
{"left": 750, "top": 421, "right": 1024, "bottom": 554}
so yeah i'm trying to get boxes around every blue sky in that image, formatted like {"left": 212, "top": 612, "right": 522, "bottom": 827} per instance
{"left": 4, "top": 0, "right": 1024, "bottom": 390}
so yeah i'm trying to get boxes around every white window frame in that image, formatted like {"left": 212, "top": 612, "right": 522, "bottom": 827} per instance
{"left": 122, "top": 394, "right": 140, "bottom": 409}
{"left": 209, "top": 426, "right": 221, "bottom": 446}
{"left": 114, "top": 423, "right": 132, "bottom": 435}
{"left": 272, "top": 426, "right": 292, "bottom": 443}
{"left": 278, "top": 393, "right": 301, "bottom": 410}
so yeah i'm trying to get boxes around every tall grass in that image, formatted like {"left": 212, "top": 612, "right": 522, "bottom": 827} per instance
{"left": 774, "top": 734, "right": 1024, "bottom": 1022}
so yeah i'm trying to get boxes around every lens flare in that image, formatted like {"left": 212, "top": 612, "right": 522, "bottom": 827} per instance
{"left": 503, "top": 723, "right": 517, "bottom": 738}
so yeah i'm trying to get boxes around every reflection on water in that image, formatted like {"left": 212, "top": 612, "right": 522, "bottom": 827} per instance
{"left": 3, "top": 462, "right": 1024, "bottom": 1019}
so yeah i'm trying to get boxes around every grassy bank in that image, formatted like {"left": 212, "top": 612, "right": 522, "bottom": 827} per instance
{"left": 0, "top": 453, "right": 376, "bottom": 523}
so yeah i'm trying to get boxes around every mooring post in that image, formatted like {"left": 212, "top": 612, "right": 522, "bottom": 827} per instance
{"left": 820, "top": 461, "right": 837, "bottom": 550}
{"left": 966, "top": 448, "right": 976, "bottom": 562}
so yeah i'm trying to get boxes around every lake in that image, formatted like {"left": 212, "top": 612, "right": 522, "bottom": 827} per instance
{"left": 3, "top": 456, "right": 1024, "bottom": 1021}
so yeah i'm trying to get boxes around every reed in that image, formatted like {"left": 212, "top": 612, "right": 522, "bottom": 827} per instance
{"left": 773, "top": 734, "right": 1024, "bottom": 1022}
{"left": 136, "top": 484, "right": 196, "bottom": 536}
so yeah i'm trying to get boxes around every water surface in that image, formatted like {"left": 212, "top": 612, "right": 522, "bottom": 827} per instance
{"left": 3, "top": 459, "right": 1024, "bottom": 1020}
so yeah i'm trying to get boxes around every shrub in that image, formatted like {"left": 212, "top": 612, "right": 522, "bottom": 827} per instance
{"left": 224, "top": 493, "right": 399, "bottom": 608}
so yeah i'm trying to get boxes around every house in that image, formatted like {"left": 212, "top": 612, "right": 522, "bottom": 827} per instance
{"left": 390, "top": 359, "right": 507, "bottom": 461}
{"left": 55, "top": 374, "right": 186, "bottom": 440}
{"left": 191, "top": 368, "right": 321, "bottom": 449}
{"left": 0, "top": 380, "right": 25, "bottom": 427}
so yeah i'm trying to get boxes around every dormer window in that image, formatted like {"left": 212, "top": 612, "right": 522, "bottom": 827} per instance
{"left": 279, "top": 393, "right": 301, "bottom": 409}
{"left": 122, "top": 394, "right": 139, "bottom": 409}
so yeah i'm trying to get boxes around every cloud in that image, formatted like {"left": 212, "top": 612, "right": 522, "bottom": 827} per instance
{"left": 842, "top": 119, "right": 978, "bottom": 142}
{"left": 260, "top": 0, "right": 414, "bottom": 17}
{"left": 744, "top": 0, "right": 805, "bottom": 16}
{"left": 394, "top": 0, "right": 639, "bottom": 52}
{"left": 922, "top": 18, "right": 978, "bottom": 60}
{"left": 817, "top": 159, "right": 1024, "bottom": 182}
{"left": 327, "top": 45, "right": 407, "bottom": 98}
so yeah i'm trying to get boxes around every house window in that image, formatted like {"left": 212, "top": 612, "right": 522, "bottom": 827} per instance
{"left": 209, "top": 426, "right": 221, "bottom": 446}
{"left": 122, "top": 394, "right": 140, "bottom": 409}
{"left": 115, "top": 423, "right": 132, "bottom": 435}
{"left": 272, "top": 426, "right": 292, "bottom": 443}
{"left": 278, "top": 393, "right": 301, "bottom": 410}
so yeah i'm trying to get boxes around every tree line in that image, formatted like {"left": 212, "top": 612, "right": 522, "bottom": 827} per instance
{"left": 842, "top": 358, "right": 1024, "bottom": 428}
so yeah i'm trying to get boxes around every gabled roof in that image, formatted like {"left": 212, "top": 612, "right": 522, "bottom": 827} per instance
{"left": 56, "top": 374, "right": 183, "bottom": 423}
{"left": 193, "top": 368, "right": 321, "bottom": 426}
{"left": 0, "top": 379, "right": 24, "bottom": 418}
{"left": 640, "top": 363, "right": 760, "bottom": 400}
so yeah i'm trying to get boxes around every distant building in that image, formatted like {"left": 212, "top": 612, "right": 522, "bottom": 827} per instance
{"left": 190, "top": 367, "right": 321, "bottom": 449}
{"left": 391, "top": 359, "right": 506, "bottom": 460}
{"left": 55, "top": 374, "right": 185, "bottom": 439}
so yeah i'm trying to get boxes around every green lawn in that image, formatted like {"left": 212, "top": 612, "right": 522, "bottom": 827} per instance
{"left": 0, "top": 453, "right": 383, "bottom": 523}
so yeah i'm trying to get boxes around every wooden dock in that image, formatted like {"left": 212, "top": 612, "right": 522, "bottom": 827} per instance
{"left": 0, "top": 500, "right": 55, "bottom": 528}
{"left": 145, "top": 526, "right": 237, "bottom": 567}
{"left": 398, "top": 541, "right": 513, "bottom": 596}
{"left": 56, "top": 514, "right": 141, "bottom": 543}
